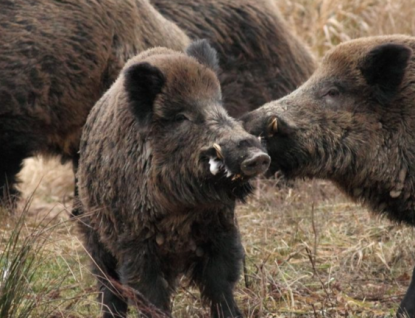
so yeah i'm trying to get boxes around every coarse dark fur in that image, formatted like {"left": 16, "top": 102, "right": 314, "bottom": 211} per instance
{"left": 0, "top": 0, "right": 189, "bottom": 207}
{"left": 152, "top": 0, "right": 316, "bottom": 117}
{"left": 77, "top": 42, "right": 270, "bottom": 318}
{"left": 242, "top": 35, "right": 415, "bottom": 317}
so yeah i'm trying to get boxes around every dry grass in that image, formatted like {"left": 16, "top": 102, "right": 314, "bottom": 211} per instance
{"left": 17, "top": 158, "right": 74, "bottom": 219}
{"left": 236, "top": 180, "right": 414, "bottom": 317}
{"left": 4, "top": 0, "right": 415, "bottom": 316}
{"left": 280, "top": 0, "right": 415, "bottom": 56}
{"left": 10, "top": 171, "right": 415, "bottom": 317}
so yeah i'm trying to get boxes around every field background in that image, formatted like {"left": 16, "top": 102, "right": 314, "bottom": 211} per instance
{"left": 3, "top": 0, "right": 415, "bottom": 317}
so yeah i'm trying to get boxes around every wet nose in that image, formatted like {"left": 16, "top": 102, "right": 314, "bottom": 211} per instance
{"left": 241, "top": 152, "right": 271, "bottom": 177}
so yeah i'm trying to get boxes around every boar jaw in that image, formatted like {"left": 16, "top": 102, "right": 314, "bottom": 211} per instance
{"left": 208, "top": 157, "right": 233, "bottom": 177}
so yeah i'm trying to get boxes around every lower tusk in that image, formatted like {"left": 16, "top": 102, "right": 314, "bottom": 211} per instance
{"left": 232, "top": 174, "right": 242, "bottom": 181}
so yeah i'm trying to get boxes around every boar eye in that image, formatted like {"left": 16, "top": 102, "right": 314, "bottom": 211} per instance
{"left": 324, "top": 87, "right": 340, "bottom": 98}
{"left": 174, "top": 114, "right": 189, "bottom": 122}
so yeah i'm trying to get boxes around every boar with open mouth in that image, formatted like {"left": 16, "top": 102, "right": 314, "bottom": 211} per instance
{"left": 77, "top": 40, "right": 270, "bottom": 318}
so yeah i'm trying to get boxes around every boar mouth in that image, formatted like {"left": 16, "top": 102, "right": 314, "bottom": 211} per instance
{"left": 205, "top": 142, "right": 270, "bottom": 182}
{"left": 209, "top": 143, "right": 230, "bottom": 176}
{"left": 208, "top": 157, "right": 228, "bottom": 176}
{"left": 208, "top": 157, "right": 244, "bottom": 181}
{"left": 207, "top": 154, "right": 254, "bottom": 202}
{"left": 202, "top": 143, "right": 246, "bottom": 182}
{"left": 265, "top": 151, "right": 301, "bottom": 181}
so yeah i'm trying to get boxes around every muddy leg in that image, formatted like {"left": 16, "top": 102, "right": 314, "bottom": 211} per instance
{"left": 192, "top": 228, "right": 244, "bottom": 318}
{"left": 79, "top": 219, "right": 127, "bottom": 318}
{"left": 119, "top": 242, "right": 172, "bottom": 317}
{"left": 0, "top": 124, "right": 38, "bottom": 210}
{"left": 71, "top": 152, "right": 81, "bottom": 217}
{"left": 0, "top": 151, "right": 26, "bottom": 210}
{"left": 98, "top": 253, "right": 128, "bottom": 318}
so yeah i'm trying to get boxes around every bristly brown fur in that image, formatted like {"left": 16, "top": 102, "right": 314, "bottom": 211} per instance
{"left": 0, "top": 0, "right": 189, "bottom": 205}
{"left": 152, "top": 0, "right": 316, "bottom": 117}
{"left": 242, "top": 35, "right": 415, "bottom": 317}
{"left": 77, "top": 45, "right": 268, "bottom": 317}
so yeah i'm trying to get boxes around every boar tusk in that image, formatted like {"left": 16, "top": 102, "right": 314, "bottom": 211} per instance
{"left": 268, "top": 117, "right": 278, "bottom": 136}
{"left": 213, "top": 143, "right": 223, "bottom": 160}
{"left": 232, "top": 174, "right": 242, "bottom": 181}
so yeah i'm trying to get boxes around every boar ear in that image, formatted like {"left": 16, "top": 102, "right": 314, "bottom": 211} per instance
{"left": 124, "top": 62, "right": 166, "bottom": 124}
{"left": 360, "top": 43, "right": 412, "bottom": 105}
{"left": 186, "top": 39, "right": 219, "bottom": 72}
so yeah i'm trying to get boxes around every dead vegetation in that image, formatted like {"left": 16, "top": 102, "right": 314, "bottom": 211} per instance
{"left": 280, "top": 0, "right": 415, "bottom": 56}
{"left": 3, "top": 0, "right": 415, "bottom": 316}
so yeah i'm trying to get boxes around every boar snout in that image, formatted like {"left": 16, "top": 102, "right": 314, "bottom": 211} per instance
{"left": 241, "top": 151, "right": 270, "bottom": 177}
{"left": 203, "top": 135, "right": 270, "bottom": 179}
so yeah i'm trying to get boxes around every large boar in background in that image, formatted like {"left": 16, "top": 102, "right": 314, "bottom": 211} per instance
{"left": 152, "top": 0, "right": 316, "bottom": 117}
{"left": 0, "top": 0, "right": 189, "bottom": 207}
{"left": 77, "top": 41, "right": 270, "bottom": 318}
{"left": 242, "top": 35, "right": 415, "bottom": 317}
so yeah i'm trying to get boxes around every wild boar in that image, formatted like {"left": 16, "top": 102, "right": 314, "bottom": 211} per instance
{"left": 77, "top": 41, "right": 270, "bottom": 317}
{"left": 0, "top": 0, "right": 189, "bottom": 208}
{"left": 242, "top": 35, "right": 415, "bottom": 317}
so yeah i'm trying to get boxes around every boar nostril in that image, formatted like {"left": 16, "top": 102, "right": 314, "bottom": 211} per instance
{"left": 241, "top": 153, "right": 271, "bottom": 177}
